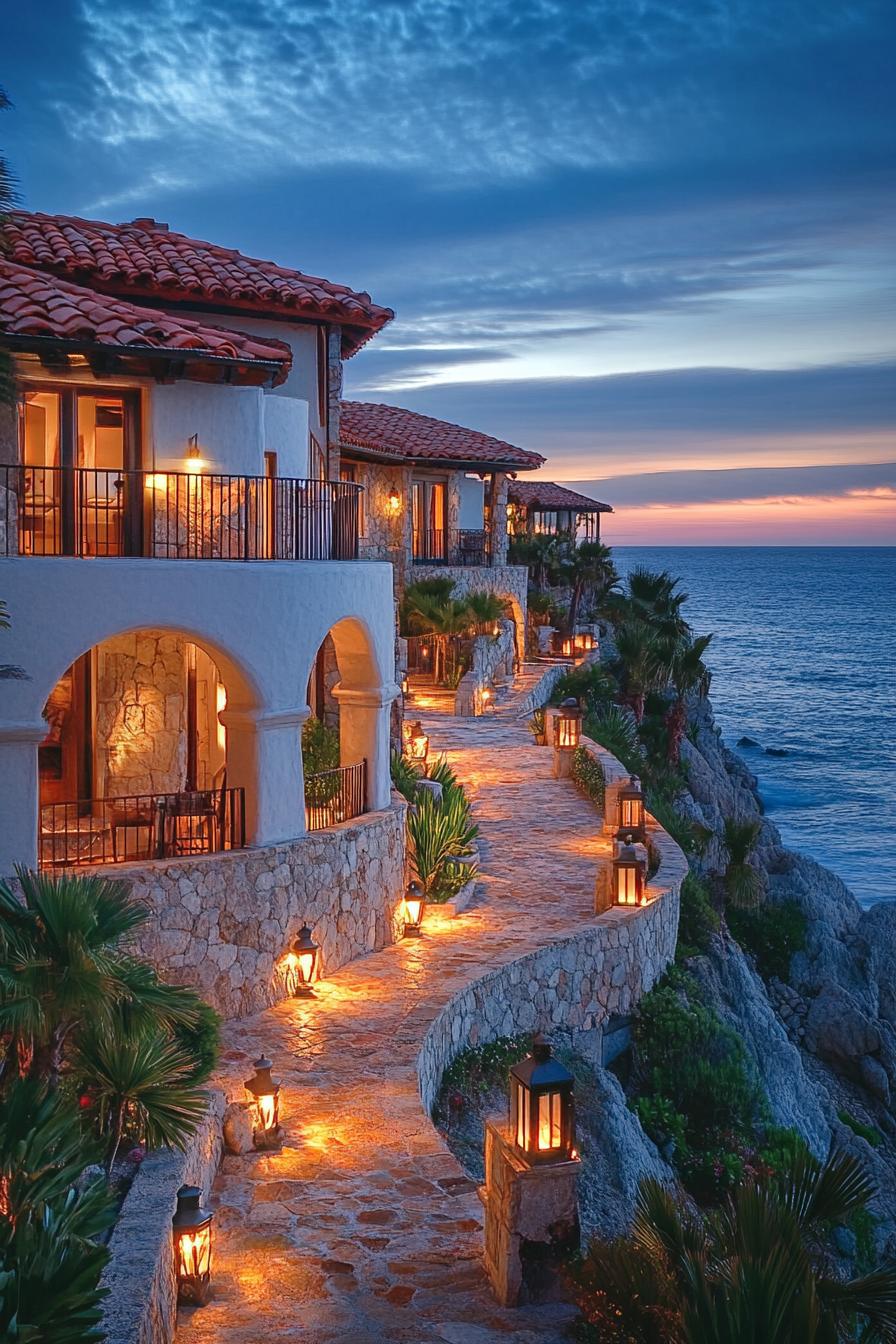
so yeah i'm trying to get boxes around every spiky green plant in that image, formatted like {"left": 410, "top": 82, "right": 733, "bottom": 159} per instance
{"left": 0, "top": 869, "right": 199, "bottom": 1087}
{"left": 391, "top": 750, "right": 422, "bottom": 802}
{"left": 665, "top": 633, "right": 714, "bottom": 764}
{"left": 585, "top": 703, "right": 643, "bottom": 774}
{"left": 464, "top": 590, "right": 505, "bottom": 632}
{"left": 407, "top": 791, "right": 478, "bottom": 900}
{"left": 75, "top": 1026, "right": 208, "bottom": 1172}
{"left": 722, "top": 817, "right": 764, "bottom": 910}
{"left": 571, "top": 1151, "right": 896, "bottom": 1344}
{"left": 557, "top": 540, "right": 618, "bottom": 633}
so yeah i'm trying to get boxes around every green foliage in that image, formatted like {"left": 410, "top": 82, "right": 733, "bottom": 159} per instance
{"left": 633, "top": 972, "right": 764, "bottom": 1181}
{"left": 441, "top": 1033, "right": 531, "bottom": 1098}
{"left": 759, "top": 1125, "right": 812, "bottom": 1176}
{"left": 570, "top": 1149, "right": 896, "bottom": 1344}
{"left": 646, "top": 785, "right": 712, "bottom": 858}
{"left": 406, "top": 786, "right": 479, "bottom": 902}
{"left": 676, "top": 873, "right": 719, "bottom": 959}
{"left": 527, "top": 708, "right": 546, "bottom": 741}
{"left": 552, "top": 661, "right": 616, "bottom": 711}
{"left": 390, "top": 750, "right": 422, "bottom": 801}
{"left": 302, "top": 717, "right": 341, "bottom": 805}
{"left": 584, "top": 703, "right": 642, "bottom": 774}
{"left": 838, "top": 1110, "right": 883, "bottom": 1150}
{"left": 727, "top": 899, "right": 807, "bottom": 981}
{"left": 0, "top": 1081, "right": 115, "bottom": 1343}
{"left": 722, "top": 816, "right": 764, "bottom": 909}
{"left": 634, "top": 1093, "right": 689, "bottom": 1156}
{"left": 571, "top": 746, "right": 606, "bottom": 808}
{"left": 172, "top": 999, "right": 221, "bottom": 1086}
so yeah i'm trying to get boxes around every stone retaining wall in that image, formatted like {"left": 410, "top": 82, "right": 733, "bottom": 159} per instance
{"left": 417, "top": 745, "right": 687, "bottom": 1113}
{"left": 98, "top": 1090, "right": 225, "bottom": 1344}
{"left": 106, "top": 800, "right": 407, "bottom": 1018}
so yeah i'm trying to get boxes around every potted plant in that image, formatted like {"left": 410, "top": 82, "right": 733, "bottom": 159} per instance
{"left": 528, "top": 708, "right": 547, "bottom": 746}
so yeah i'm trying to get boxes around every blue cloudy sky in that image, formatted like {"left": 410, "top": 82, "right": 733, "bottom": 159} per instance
{"left": 4, "top": 0, "right": 895, "bottom": 541}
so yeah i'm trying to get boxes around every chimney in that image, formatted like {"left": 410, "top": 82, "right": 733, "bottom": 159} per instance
{"left": 127, "top": 217, "right": 169, "bottom": 232}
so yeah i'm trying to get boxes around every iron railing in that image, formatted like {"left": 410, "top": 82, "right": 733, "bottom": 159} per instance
{"left": 39, "top": 786, "right": 246, "bottom": 869}
{"left": 455, "top": 529, "right": 489, "bottom": 565}
{"left": 0, "top": 466, "right": 361, "bottom": 561}
{"left": 412, "top": 527, "right": 446, "bottom": 563}
{"left": 304, "top": 760, "right": 368, "bottom": 832}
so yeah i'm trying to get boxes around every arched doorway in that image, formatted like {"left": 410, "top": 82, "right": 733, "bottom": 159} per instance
{"left": 37, "top": 628, "right": 248, "bottom": 869}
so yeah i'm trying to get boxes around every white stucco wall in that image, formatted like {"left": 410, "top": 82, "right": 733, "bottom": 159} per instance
{"left": 0, "top": 556, "right": 399, "bottom": 874}
{"left": 458, "top": 474, "right": 485, "bottom": 529}
{"left": 149, "top": 381, "right": 309, "bottom": 478}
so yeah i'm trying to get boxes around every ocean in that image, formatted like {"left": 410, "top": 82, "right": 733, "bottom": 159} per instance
{"left": 613, "top": 548, "right": 896, "bottom": 908}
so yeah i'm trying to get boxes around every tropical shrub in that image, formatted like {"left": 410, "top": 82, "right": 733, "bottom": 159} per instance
{"left": 838, "top": 1109, "right": 884, "bottom": 1149}
{"left": 721, "top": 816, "right": 764, "bottom": 909}
{"left": 727, "top": 898, "right": 807, "bottom": 981}
{"left": 527, "top": 708, "right": 546, "bottom": 743}
{"left": 584, "top": 703, "right": 642, "bottom": 773}
{"left": 676, "top": 873, "right": 719, "bottom": 959}
{"left": 571, "top": 746, "right": 606, "bottom": 808}
{"left": 302, "top": 716, "right": 341, "bottom": 806}
{"left": 390, "top": 750, "right": 422, "bottom": 801}
{"left": 570, "top": 1150, "right": 896, "bottom": 1344}
{"left": 406, "top": 789, "right": 479, "bottom": 902}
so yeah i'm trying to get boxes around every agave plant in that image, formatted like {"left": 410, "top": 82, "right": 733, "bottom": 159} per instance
{"left": 407, "top": 791, "right": 479, "bottom": 900}
{"left": 0, "top": 869, "right": 199, "bottom": 1087}
{"left": 586, "top": 703, "right": 643, "bottom": 774}
{"left": 390, "top": 750, "right": 422, "bottom": 802}
{"left": 571, "top": 1150, "right": 896, "bottom": 1344}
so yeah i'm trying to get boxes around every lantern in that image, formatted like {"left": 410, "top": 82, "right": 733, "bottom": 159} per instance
{"left": 388, "top": 487, "right": 402, "bottom": 513}
{"left": 407, "top": 720, "right": 429, "bottom": 764}
{"left": 244, "top": 1054, "right": 281, "bottom": 1142}
{"left": 173, "top": 1184, "right": 213, "bottom": 1305}
{"left": 286, "top": 924, "right": 320, "bottom": 996}
{"left": 554, "top": 697, "right": 583, "bottom": 750}
{"left": 557, "top": 635, "right": 574, "bottom": 658}
{"left": 574, "top": 631, "right": 595, "bottom": 653}
{"left": 403, "top": 879, "right": 425, "bottom": 936}
{"left": 616, "top": 775, "right": 646, "bottom": 840}
{"left": 614, "top": 837, "right": 646, "bottom": 906}
{"left": 480, "top": 687, "right": 492, "bottom": 712}
{"left": 508, "top": 1035, "right": 576, "bottom": 1165}
{"left": 401, "top": 673, "right": 409, "bottom": 696}
{"left": 185, "top": 433, "right": 204, "bottom": 474}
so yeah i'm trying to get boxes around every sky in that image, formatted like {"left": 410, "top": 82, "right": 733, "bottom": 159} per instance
{"left": 3, "top": 0, "right": 895, "bottom": 544}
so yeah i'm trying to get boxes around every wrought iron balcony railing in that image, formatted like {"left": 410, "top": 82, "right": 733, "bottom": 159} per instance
{"left": 39, "top": 786, "right": 246, "bottom": 869}
{"left": 304, "top": 760, "right": 368, "bottom": 831}
{"left": 0, "top": 466, "right": 361, "bottom": 561}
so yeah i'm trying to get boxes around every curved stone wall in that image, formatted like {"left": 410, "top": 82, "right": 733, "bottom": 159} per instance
{"left": 108, "top": 799, "right": 407, "bottom": 1019}
{"left": 417, "top": 749, "right": 687, "bottom": 1114}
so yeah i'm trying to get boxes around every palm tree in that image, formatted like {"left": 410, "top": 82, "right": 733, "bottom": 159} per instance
{"left": 464, "top": 590, "right": 505, "bottom": 634}
{"left": 614, "top": 619, "right": 668, "bottom": 722}
{"left": 616, "top": 568, "right": 691, "bottom": 644}
{"left": 722, "top": 816, "right": 764, "bottom": 910}
{"left": 665, "top": 634, "right": 713, "bottom": 764}
{"left": 572, "top": 1151, "right": 896, "bottom": 1344}
{"left": 0, "top": 869, "right": 199, "bottom": 1087}
{"left": 509, "top": 533, "right": 563, "bottom": 591}
{"left": 559, "top": 540, "right": 618, "bottom": 634}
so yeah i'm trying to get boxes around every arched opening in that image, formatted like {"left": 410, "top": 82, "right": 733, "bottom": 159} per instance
{"left": 38, "top": 628, "right": 255, "bottom": 869}
{"left": 302, "top": 615, "right": 390, "bottom": 827}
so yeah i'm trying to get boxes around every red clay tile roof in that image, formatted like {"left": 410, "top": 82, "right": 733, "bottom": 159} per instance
{"left": 0, "top": 258, "right": 293, "bottom": 385}
{"left": 340, "top": 400, "right": 545, "bottom": 470}
{"left": 4, "top": 211, "right": 393, "bottom": 358}
{"left": 508, "top": 479, "right": 612, "bottom": 512}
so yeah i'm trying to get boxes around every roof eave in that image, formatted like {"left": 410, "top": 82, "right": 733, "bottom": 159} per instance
{"left": 2, "top": 335, "right": 289, "bottom": 387}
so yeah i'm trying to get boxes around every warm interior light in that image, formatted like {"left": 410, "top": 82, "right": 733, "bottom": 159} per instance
{"left": 177, "top": 1227, "right": 211, "bottom": 1279}
{"left": 244, "top": 1054, "right": 281, "bottom": 1140}
{"left": 172, "top": 1185, "right": 213, "bottom": 1305}
{"left": 537, "top": 1091, "right": 562, "bottom": 1150}
{"left": 185, "top": 433, "right": 205, "bottom": 474}
{"left": 144, "top": 472, "right": 169, "bottom": 491}
{"left": 387, "top": 487, "right": 402, "bottom": 512}
{"left": 287, "top": 925, "right": 320, "bottom": 995}
{"left": 403, "top": 880, "right": 425, "bottom": 935}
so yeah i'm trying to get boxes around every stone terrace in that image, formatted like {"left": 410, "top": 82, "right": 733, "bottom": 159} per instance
{"left": 176, "top": 668, "right": 677, "bottom": 1344}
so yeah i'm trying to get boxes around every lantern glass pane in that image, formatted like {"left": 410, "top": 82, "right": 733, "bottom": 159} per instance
{"left": 618, "top": 866, "right": 637, "bottom": 904}
{"left": 298, "top": 950, "right": 315, "bottom": 984}
{"left": 405, "top": 896, "right": 424, "bottom": 925}
{"left": 537, "top": 1091, "right": 562, "bottom": 1150}
{"left": 557, "top": 717, "right": 576, "bottom": 748}
{"left": 515, "top": 1082, "right": 526, "bottom": 1150}
{"left": 257, "top": 1093, "right": 277, "bottom": 1131}
{"left": 178, "top": 1225, "right": 211, "bottom": 1280}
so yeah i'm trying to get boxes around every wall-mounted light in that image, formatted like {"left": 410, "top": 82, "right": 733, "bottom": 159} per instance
{"left": 403, "top": 880, "right": 425, "bottom": 937}
{"left": 401, "top": 673, "right": 409, "bottom": 696}
{"left": 173, "top": 1185, "right": 213, "bottom": 1305}
{"left": 387, "top": 487, "right": 402, "bottom": 513}
{"left": 185, "top": 433, "right": 205, "bottom": 475}
{"left": 285, "top": 925, "right": 320, "bottom": 996}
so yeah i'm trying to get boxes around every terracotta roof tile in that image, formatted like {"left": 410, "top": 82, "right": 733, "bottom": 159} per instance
{"left": 508, "top": 479, "right": 612, "bottom": 512}
{"left": 0, "top": 258, "right": 292, "bottom": 384}
{"left": 4, "top": 211, "right": 393, "bottom": 358}
{"left": 340, "top": 400, "right": 544, "bottom": 470}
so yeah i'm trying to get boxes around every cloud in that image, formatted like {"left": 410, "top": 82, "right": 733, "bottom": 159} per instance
{"left": 566, "top": 461, "right": 896, "bottom": 508}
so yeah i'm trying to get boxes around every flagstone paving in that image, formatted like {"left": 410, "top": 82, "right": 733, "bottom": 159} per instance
{"left": 177, "top": 666, "right": 616, "bottom": 1344}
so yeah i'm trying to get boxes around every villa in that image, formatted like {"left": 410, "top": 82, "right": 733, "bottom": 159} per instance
{"left": 508, "top": 478, "right": 612, "bottom": 544}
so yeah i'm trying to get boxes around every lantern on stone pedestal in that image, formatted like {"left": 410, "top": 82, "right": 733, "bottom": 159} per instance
{"left": 403, "top": 879, "right": 425, "bottom": 936}
{"left": 406, "top": 720, "right": 429, "bottom": 765}
{"left": 509, "top": 1035, "right": 576, "bottom": 1165}
{"left": 614, "top": 837, "right": 647, "bottom": 906}
{"left": 554, "top": 698, "right": 583, "bottom": 750}
{"left": 173, "top": 1185, "right": 213, "bottom": 1305}
{"left": 616, "top": 775, "right": 646, "bottom": 841}
{"left": 559, "top": 635, "right": 575, "bottom": 658}
{"left": 244, "top": 1054, "right": 281, "bottom": 1144}
{"left": 286, "top": 924, "right": 320, "bottom": 996}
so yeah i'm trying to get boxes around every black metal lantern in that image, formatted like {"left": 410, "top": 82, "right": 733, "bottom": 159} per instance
{"left": 172, "top": 1184, "right": 213, "bottom": 1305}
{"left": 559, "top": 635, "right": 575, "bottom": 658}
{"left": 614, "top": 836, "right": 647, "bottom": 906}
{"left": 406, "top": 720, "right": 429, "bottom": 764}
{"left": 287, "top": 924, "right": 320, "bottom": 996}
{"left": 244, "top": 1054, "right": 281, "bottom": 1140}
{"left": 509, "top": 1035, "right": 576, "bottom": 1165}
{"left": 554, "top": 697, "right": 583, "bottom": 750}
{"left": 616, "top": 775, "right": 646, "bottom": 840}
{"left": 403, "top": 879, "right": 425, "bottom": 936}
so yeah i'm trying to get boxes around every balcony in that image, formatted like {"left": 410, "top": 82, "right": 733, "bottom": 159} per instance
{"left": 412, "top": 527, "right": 491, "bottom": 567}
{"left": 39, "top": 786, "right": 246, "bottom": 869}
{"left": 1, "top": 465, "right": 362, "bottom": 561}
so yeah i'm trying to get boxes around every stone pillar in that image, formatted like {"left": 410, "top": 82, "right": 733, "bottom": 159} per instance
{"left": 481, "top": 1120, "right": 579, "bottom": 1308}
{"left": 595, "top": 859, "right": 614, "bottom": 914}
{"left": 603, "top": 777, "right": 624, "bottom": 837}
{"left": 0, "top": 722, "right": 45, "bottom": 874}
{"left": 446, "top": 473, "right": 462, "bottom": 562}
{"left": 552, "top": 747, "right": 574, "bottom": 780}
{"left": 333, "top": 684, "right": 399, "bottom": 812}
{"left": 219, "top": 705, "right": 309, "bottom": 846}
{"left": 489, "top": 472, "right": 509, "bottom": 566}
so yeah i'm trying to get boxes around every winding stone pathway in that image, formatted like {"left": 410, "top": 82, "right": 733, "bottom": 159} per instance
{"left": 177, "top": 667, "right": 618, "bottom": 1344}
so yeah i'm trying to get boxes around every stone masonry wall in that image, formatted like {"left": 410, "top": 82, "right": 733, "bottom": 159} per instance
{"left": 95, "top": 632, "right": 187, "bottom": 798}
{"left": 416, "top": 745, "right": 687, "bottom": 1114}
{"left": 98, "top": 1089, "right": 225, "bottom": 1344}
{"left": 104, "top": 799, "right": 408, "bottom": 1019}
{"left": 411, "top": 563, "right": 529, "bottom": 660}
